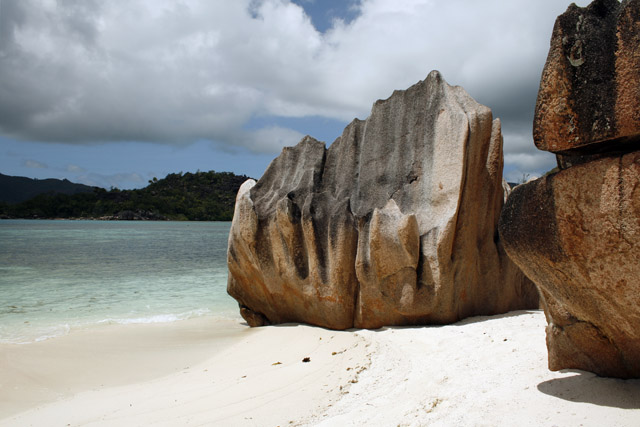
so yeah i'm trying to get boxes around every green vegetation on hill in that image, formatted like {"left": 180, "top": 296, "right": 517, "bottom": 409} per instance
{"left": 0, "top": 171, "right": 251, "bottom": 221}
{"left": 0, "top": 173, "right": 95, "bottom": 204}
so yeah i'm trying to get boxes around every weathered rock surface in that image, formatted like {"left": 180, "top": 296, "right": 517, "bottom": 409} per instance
{"left": 500, "top": 0, "right": 640, "bottom": 379}
{"left": 534, "top": 0, "right": 640, "bottom": 155}
{"left": 227, "top": 71, "right": 538, "bottom": 330}
{"left": 499, "top": 152, "right": 640, "bottom": 378}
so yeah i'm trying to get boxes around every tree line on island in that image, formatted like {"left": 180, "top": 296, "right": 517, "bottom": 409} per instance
{"left": 0, "top": 171, "right": 251, "bottom": 221}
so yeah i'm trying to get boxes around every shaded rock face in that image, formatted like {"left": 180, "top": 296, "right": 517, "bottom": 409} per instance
{"left": 534, "top": 0, "right": 640, "bottom": 156}
{"left": 499, "top": 152, "right": 640, "bottom": 378}
{"left": 500, "top": 0, "right": 640, "bottom": 378}
{"left": 227, "top": 71, "right": 538, "bottom": 330}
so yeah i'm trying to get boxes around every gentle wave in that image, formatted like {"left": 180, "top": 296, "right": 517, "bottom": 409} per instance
{"left": 0, "top": 309, "right": 245, "bottom": 345}
{"left": 97, "top": 309, "right": 213, "bottom": 325}
{"left": 33, "top": 324, "right": 71, "bottom": 342}
{"left": 0, "top": 324, "right": 72, "bottom": 345}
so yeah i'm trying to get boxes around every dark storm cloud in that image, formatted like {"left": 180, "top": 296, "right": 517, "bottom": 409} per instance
{"left": 0, "top": 0, "right": 589, "bottom": 178}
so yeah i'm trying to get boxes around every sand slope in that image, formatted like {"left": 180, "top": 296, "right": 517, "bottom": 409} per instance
{"left": 2, "top": 311, "right": 639, "bottom": 426}
{"left": 304, "top": 311, "right": 640, "bottom": 426}
{"left": 0, "top": 317, "right": 247, "bottom": 418}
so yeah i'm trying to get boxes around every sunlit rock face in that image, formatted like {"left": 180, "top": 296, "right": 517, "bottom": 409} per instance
{"left": 228, "top": 70, "right": 538, "bottom": 330}
{"left": 533, "top": 0, "right": 640, "bottom": 158}
{"left": 500, "top": 0, "right": 640, "bottom": 378}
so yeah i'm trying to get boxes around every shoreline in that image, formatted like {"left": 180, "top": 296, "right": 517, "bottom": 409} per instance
{"left": 2, "top": 310, "right": 639, "bottom": 426}
{"left": 0, "top": 316, "right": 248, "bottom": 418}
{"left": 0, "top": 309, "right": 241, "bottom": 346}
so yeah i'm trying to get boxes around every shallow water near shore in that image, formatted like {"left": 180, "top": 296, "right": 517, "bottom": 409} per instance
{"left": 0, "top": 219, "right": 240, "bottom": 343}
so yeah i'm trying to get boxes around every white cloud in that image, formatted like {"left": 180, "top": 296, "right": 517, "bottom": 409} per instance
{"left": 241, "top": 126, "right": 306, "bottom": 154}
{"left": 65, "top": 164, "right": 85, "bottom": 173}
{"left": 0, "top": 0, "right": 591, "bottom": 178}
{"left": 23, "top": 159, "right": 48, "bottom": 169}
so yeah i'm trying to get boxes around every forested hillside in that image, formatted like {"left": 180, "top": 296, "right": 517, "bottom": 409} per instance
{"left": 0, "top": 173, "right": 95, "bottom": 203}
{"left": 0, "top": 171, "right": 251, "bottom": 221}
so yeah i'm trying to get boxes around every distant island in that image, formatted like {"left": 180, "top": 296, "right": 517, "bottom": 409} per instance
{"left": 0, "top": 171, "right": 251, "bottom": 221}
{"left": 0, "top": 173, "right": 96, "bottom": 204}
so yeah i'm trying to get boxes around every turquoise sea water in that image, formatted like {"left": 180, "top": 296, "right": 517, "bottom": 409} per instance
{"left": 0, "top": 220, "right": 240, "bottom": 344}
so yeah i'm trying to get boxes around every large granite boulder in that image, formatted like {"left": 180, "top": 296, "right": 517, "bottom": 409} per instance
{"left": 500, "top": 0, "right": 640, "bottom": 378}
{"left": 534, "top": 0, "right": 640, "bottom": 156}
{"left": 499, "top": 152, "right": 640, "bottom": 378}
{"left": 227, "top": 71, "right": 538, "bottom": 330}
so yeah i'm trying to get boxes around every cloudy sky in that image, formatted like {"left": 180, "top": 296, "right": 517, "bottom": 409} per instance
{"left": 0, "top": 0, "right": 589, "bottom": 189}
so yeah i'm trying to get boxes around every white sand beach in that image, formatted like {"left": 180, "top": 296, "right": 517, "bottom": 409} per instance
{"left": 1, "top": 310, "right": 639, "bottom": 426}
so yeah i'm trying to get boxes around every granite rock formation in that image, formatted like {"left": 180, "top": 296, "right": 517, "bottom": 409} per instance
{"left": 500, "top": 153, "right": 640, "bottom": 378}
{"left": 500, "top": 0, "right": 640, "bottom": 378}
{"left": 534, "top": 0, "right": 640, "bottom": 156}
{"left": 227, "top": 70, "right": 538, "bottom": 330}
